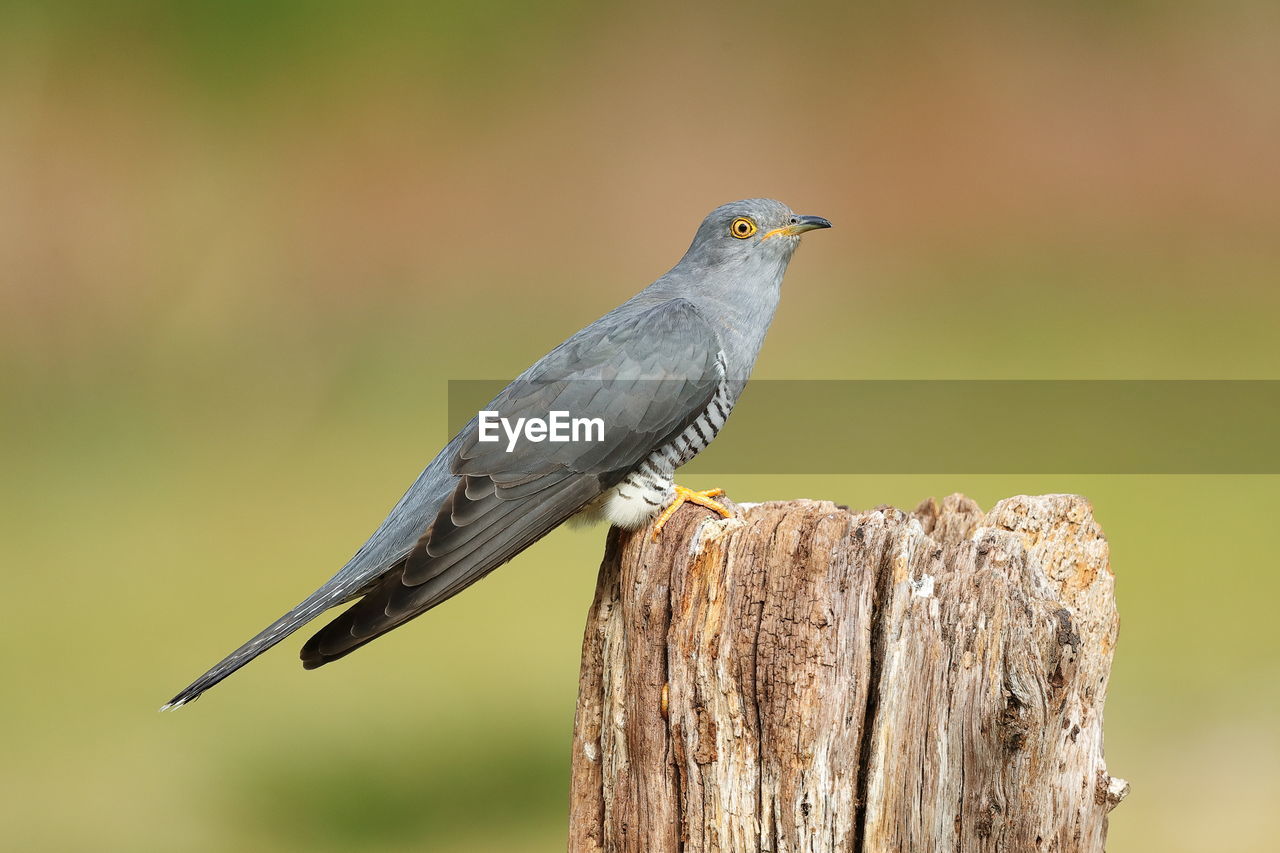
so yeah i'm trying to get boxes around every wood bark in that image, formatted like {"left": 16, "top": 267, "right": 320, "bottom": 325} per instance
{"left": 567, "top": 494, "right": 1126, "bottom": 852}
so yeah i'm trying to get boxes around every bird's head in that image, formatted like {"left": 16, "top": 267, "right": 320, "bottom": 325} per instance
{"left": 682, "top": 199, "right": 831, "bottom": 270}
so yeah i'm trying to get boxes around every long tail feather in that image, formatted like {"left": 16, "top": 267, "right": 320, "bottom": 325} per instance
{"left": 161, "top": 587, "right": 343, "bottom": 710}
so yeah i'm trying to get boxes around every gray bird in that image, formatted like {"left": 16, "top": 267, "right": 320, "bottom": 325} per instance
{"left": 163, "top": 198, "right": 830, "bottom": 708}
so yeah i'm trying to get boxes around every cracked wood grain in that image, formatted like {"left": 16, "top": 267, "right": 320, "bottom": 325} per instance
{"left": 567, "top": 494, "right": 1125, "bottom": 852}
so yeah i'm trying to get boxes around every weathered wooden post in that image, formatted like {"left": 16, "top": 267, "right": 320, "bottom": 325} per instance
{"left": 568, "top": 494, "right": 1126, "bottom": 852}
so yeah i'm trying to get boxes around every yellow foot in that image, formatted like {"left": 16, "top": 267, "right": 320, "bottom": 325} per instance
{"left": 651, "top": 485, "right": 733, "bottom": 540}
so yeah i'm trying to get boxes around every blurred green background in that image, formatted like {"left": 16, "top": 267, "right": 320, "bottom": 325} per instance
{"left": 3, "top": 2, "right": 1278, "bottom": 850}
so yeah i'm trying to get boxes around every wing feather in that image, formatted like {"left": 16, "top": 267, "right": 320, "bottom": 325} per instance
{"left": 167, "top": 297, "right": 729, "bottom": 705}
{"left": 299, "top": 299, "right": 725, "bottom": 667}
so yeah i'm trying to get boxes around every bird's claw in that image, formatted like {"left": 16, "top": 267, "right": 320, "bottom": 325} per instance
{"left": 651, "top": 485, "right": 733, "bottom": 540}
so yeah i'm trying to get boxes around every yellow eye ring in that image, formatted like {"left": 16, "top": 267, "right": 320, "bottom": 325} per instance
{"left": 730, "top": 217, "right": 757, "bottom": 239}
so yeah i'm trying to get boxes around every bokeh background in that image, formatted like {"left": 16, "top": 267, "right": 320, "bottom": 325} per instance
{"left": 3, "top": 2, "right": 1278, "bottom": 850}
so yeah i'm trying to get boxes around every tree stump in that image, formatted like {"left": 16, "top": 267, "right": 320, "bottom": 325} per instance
{"left": 567, "top": 494, "right": 1126, "bottom": 852}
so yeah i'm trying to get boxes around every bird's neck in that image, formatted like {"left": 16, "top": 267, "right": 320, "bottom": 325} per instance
{"left": 636, "top": 251, "right": 790, "bottom": 377}
{"left": 711, "top": 281, "right": 783, "bottom": 378}
{"left": 691, "top": 257, "right": 787, "bottom": 378}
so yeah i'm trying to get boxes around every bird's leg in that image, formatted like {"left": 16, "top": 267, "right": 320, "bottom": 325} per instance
{"left": 651, "top": 485, "right": 733, "bottom": 540}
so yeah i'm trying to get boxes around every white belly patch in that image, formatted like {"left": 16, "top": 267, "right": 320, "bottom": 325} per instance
{"left": 572, "top": 478, "right": 673, "bottom": 530}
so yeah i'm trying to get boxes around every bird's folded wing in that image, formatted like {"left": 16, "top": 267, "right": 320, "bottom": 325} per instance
{"left": 299, "top": 298, "right": 725, "bottom": 666}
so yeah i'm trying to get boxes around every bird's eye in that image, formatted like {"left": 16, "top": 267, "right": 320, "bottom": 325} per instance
{"left": 730, "top": 217, "right": 757, "bottom": 239}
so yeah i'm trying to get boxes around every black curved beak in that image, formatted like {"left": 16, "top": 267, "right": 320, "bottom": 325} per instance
{"left": 764, "top": 215, "right": 832, "bottom": 239}
{"left": 791, "top": 215, "right": 832, "bottom": 233}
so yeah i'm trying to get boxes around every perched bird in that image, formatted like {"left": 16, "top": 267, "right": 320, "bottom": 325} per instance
{"left": 163, "top": 198, "right": 830, "bottom": 709}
